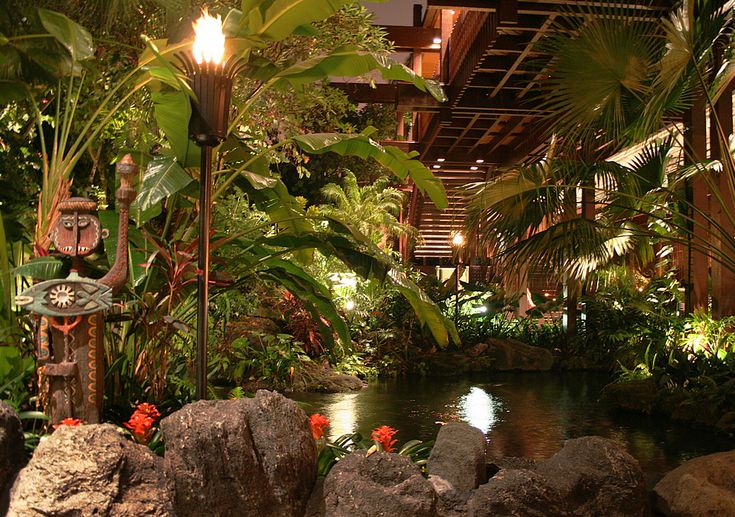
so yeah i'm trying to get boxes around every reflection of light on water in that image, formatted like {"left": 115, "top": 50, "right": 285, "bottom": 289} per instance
{"left": 458, "top": 387, "right": 498, "bottom": 433}
{"left": 325, "top": 394, "right": 357, "bottom": 438}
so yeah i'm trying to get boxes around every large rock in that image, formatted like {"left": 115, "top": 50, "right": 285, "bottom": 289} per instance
{"left": 7, "top": 424, "right": 170, "bottom": 516}
{"left": 293, "top": 362, "right": 365, "bottom": 393}
{"left": 466, "top": 469, "right": 569, "bottom": 517}
{"left": 536, "top": 436, "right": 646, "bottom": 517}
{"left": 652, "top": 449, "right": 735, "bottom": 517}
{"left": 323, "top": 451, "right": 437, "bottom": 517}
{"left": 484, "top": 338, "right": 554, "bottom": 371}
{"left": 0, "top": 402, "right": 24, "bottom": 514}
{"left": 161, "top": 390, "right": 316, "bottom": 517}
{"left": 601, "top": 379, "right": 658, "bottom": 413}
{"left": 427, "top": 422, "right": 487, "bottom": 493}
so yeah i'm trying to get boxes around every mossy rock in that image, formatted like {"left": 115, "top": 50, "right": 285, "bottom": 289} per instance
{"left": 600, "top": 379, "right": 657, "bottom": 413}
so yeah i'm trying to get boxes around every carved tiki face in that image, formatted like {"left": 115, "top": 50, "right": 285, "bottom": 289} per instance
{"left": 50, "top": 198, "right": 105, "bottom": 257}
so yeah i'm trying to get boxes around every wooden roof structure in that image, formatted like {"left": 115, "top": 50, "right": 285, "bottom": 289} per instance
{"left": 336, "top": 0, "right": 669, "bottom": 263}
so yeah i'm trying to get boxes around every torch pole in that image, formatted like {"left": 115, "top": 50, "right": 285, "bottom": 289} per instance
{"left": 196, "top": 144, "right": 213, "bottom": 400}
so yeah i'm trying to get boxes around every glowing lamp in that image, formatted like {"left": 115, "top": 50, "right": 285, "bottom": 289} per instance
{"left": 192, "top": 10, "right": 225, "bottom": 65}
{"left": 451, "top": 232, "right": 465, "bottom": 248}
{"left": 176, "top": 8, "right": 243, "bottom": 400}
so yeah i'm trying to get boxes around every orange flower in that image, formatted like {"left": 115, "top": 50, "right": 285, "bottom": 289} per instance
{"left": 135, "top": 402, "right": 161, "bottom": 420}
{"left": 371, "top": 425, "right": 398, "bottom": 452}
{"left": 309, "top": 413, "right": 330, "bottom": 440}
{"left": 53, "top": 418, "right": 83, "bottom": 430}
{"left": 124, "top": 402, "right": 160, "bottom": 444}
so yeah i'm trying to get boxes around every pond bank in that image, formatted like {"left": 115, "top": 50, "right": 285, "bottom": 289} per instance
{"left": 4, "top": 394, "right": 734, "bottom": 516}
{"left": 290, "top": 371, "right": 735, "bottom": 477}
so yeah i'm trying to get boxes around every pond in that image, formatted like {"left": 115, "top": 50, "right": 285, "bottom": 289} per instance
{"left": 290, "top": 372, "right": 734, "bottom": 477}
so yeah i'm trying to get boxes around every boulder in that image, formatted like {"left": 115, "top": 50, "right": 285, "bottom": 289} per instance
{"left": 486, "top": 455, "right": 538, "bottom": 478}
{"left": 161, "top": 390, "right": 316, "bottom": 517}
{"left": 601, "top": 379, "right": 658, "bottom": 413}
{"left": 427, "top": 422, "right": 487, "bottom": 493}
{"left": 484, "top": 338, "right": 554, "bottom": 371}
{"left": 652, "top": 449, "right": 735, "bottom": 517}
{"left": 466, "top": 342, "right": 488, "bottom": 358}
{"left": 7, "top": 424, "right": 171, "bottom": 516}
{"left": 323, "top": 451, "right": 437, "bottom": 517}
{"left": 536, "top": 436, "right": 646, "bottom": 517}
{"left": 293, "top": 362, "right": 365, "bottom": 393}
{"left": 0, "top": 402, "right": 24, "bottom": 514}
{"left": 466, "top": 469, "right": 569, "bottom": 517}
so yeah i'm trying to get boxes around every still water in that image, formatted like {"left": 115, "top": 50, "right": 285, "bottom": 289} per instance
{"left": 291, "top": 372, "right": 734, "bottom": 476}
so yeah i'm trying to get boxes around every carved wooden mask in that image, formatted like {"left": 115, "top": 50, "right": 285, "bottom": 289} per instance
{"left": 50, "top": 198, "right": 105, "bottom": 257}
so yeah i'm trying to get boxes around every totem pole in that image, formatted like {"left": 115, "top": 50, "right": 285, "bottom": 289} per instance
{"left": 16, "top": 155, "right": 137, "bottom": 425}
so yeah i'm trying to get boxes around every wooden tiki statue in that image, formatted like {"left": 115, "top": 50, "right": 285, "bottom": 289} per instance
{"left": 16, "top": 155, "right": 137, "bottom": 425}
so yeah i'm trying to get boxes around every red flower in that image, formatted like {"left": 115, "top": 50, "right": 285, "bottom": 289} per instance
{"left": 53, "top": 418, "right": 83, "bottom": 430}
{"left": 135, "top": 403, "right": 161, "bottom": 420}
{"left": 309, "top": 413, "right": 330, "bottom": 440}
{"left": 371, "top": 425, "right": 398, "bottom": 453}
{"left": 124, "top": 403, "right": 160, "bottom": 444}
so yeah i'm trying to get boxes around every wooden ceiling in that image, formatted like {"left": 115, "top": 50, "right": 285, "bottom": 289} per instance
{"left": 336, "top": 0, "right": 670, "bottom": 263}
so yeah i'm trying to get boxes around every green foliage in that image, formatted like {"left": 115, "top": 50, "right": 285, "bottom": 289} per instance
{"left": 458, "top": 313, "right": 565, "bottom": 351}
{"left": 315, "top": 431, "right": 434, "bottom": 477}
{"left": 223, "top": 333, "right": 310, "bottom": 389}
{"left": 578, "top": 272, "right": 681, "bottom": 368}
{"left": 0, "top": 345, "right": 35, "bottom": 410}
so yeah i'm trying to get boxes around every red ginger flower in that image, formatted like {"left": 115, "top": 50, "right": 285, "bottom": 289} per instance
{"left": 135, "top": 402, "right": 161, "bottom": 420}
{"left": 53, "top": 418, "right": 83, "bottom": 430}
{"left": 309, "top": 413, "right": 330, "bottom": 440}
{"left": 371, "top": 425, "right": 398, "bottom": 453}
{"left": 124, "top": 403, "right": 160, "bottom": 444}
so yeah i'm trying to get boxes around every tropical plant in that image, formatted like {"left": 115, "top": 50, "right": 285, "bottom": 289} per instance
{"left": 318, "top": 170, "right": 419, "bottom": 248}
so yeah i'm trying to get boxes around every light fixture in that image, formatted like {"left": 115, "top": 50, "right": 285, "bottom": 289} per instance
{"left": 451, "top": 231, "right": 465, "bottom": 248}
{"left": 433, "top": 165, "right": 441, "bottom": 169}
{"left": 437, "top": 157, "right": 446, "bottom": 162}
{"left": 475, "top": 159, "right": 485, "bottom": 164}
{"left": 345, "top": 300, "right": 355, "bottom": 311}
{"left": 432, "top": 37, "right": 442, "bottom": 44}
{"left": 470, "top": 166, "right": 478, "bottom": 171}
{"left": 178, "top": 8, "right": 241, "bottom": 400}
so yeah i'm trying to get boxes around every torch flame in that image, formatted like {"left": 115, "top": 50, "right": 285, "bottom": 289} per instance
{"left": 192, "top": 8, "right": 225, "bottom": 65}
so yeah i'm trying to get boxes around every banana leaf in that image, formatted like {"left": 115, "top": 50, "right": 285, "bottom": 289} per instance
{"left": 292, "top": 131, "right": 448, "bottom": 210}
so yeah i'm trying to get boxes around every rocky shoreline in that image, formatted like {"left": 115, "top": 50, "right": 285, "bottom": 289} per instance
{"left": 2, "top": 394, "right": 734, "bottom": 516}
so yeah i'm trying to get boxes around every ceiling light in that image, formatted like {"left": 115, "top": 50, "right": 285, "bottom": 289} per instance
{"left": 432, "top": 165, "right": 441, "bottom": 169}
{"left": 475, "top": 159, "right": 484, "bottom": 164}
{"left": 470, "top": 166, "right": 478, "bottom": 170}
{"left": 432, "top": 37, "right": 442, "bottom": 44}
{"left": 437, "top": 158, "right": 446, "bottom": 162}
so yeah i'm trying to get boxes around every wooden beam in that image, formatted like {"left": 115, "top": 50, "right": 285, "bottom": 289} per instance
{"left": 331, "top": 83, "right": 442, "bottom": 111}
{"left": 382, "top": 26, "right": 441, "bottom": 50}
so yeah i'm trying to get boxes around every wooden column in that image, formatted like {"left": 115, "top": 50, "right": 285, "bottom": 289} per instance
{"left": 565, "top": 182, "right": 595, "bottom": 337}
{"left": 711, "top": 85, "right": 735, "bottom": 316}
{"left": 683, "top": 96, "right": 709, "bottom": 312}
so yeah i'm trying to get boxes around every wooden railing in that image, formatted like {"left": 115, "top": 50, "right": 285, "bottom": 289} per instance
{"left": 444, "top": 11, "right": 497, "bottom": 105}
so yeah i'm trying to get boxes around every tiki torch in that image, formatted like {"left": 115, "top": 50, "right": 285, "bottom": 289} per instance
{"left": 179, "top": 9, "right": 238, "bottom": 399}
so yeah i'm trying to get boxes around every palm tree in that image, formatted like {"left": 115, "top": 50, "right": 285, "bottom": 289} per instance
{"left": 320, "top": 170, "right": 419, "bottom": 249}
{"left": 466, "top": 137, "right": 676, "bottom": 282}
{"left": 468, "top": 0, "right": 735, "bottom": 312}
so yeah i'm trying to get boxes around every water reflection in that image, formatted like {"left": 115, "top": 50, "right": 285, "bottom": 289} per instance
{"left": 457, "top": 387, "right": 498, "bottom": 434}
{"left": 290, "top": 372, "right": 734, "bottom": 474}
{"left": 327, "top": 394, "right": 358, "bottom": 437}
